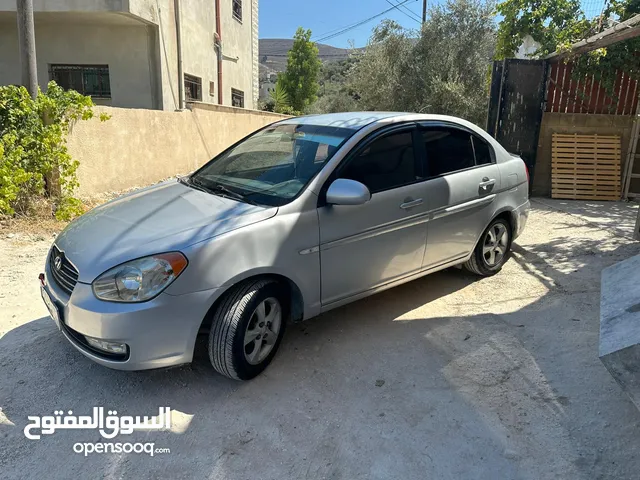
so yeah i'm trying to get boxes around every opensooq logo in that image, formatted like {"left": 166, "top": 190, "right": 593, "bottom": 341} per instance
{"left": 23, "top": 407, "right": 171, "bottom": 440}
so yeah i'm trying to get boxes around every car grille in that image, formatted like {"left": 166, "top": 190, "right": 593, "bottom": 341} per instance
{"left": 49, "top": 245, "right": 79, "bottom": 295}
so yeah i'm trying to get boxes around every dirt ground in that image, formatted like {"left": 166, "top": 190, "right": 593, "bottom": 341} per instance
{"left": 1, "top": 198, "right": 639, "bottom": 479}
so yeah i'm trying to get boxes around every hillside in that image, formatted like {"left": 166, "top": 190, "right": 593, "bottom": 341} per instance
{"left": 259, "top": 38, "right": 357, "bottom": 75}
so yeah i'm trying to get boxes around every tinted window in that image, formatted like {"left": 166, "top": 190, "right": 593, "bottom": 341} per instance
{"left": 472, "top": 136, "right": 493, "bottom": 165}
{"left": 422, "top": 128, "right": 475, "bottom": 176}
{"left": 341, "top": 131, "right": 419, "bottom": 193}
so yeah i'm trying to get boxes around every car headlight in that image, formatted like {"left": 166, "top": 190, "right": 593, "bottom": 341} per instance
{"left": 92, "top": 252, "right": 188, "bottom": 302}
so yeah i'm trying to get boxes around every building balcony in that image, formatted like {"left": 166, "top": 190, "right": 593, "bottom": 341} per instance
{"left": 0, "top": 0, "right": 158, "bottom": 25}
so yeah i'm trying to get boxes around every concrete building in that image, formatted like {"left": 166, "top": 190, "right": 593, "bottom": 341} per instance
{"left": 259, "top": 80, "right": 275, "bottom": 101}
{"left": 0, "top": 0, "right": 259, "bottom": 110}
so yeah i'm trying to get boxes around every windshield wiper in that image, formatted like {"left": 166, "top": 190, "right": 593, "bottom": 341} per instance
{"left": 184, "top": 176, "right": 258, "bottom": 205}
{"left": 178, "top": 175, "right": 213, "bottom": 195}
{"left": 178, "top": 175, "right": 199, "bottom": 189}
{"left": 210, "top": 183, "right": 259, "bottom": 205}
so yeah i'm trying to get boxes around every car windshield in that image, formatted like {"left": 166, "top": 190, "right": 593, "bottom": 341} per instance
{"left": 189, "top": 122, "right": 357, "bottom": 206}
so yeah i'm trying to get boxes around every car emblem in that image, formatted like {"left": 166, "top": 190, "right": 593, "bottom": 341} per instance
{"left": 54, "top": 256, "right": 62, "bottom": 270}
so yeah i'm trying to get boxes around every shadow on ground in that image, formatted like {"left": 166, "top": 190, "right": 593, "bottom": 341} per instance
{"left": 1, "top": 199, "right": 640, "bottom": 479}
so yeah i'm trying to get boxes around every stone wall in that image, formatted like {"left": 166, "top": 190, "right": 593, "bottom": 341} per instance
{"left": 67, "top": 103, "right": 288, "bottom": 197}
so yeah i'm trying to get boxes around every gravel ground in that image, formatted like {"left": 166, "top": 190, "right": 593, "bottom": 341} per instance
{"left": 1, "top": 198, "right": 639, "bottom": 479}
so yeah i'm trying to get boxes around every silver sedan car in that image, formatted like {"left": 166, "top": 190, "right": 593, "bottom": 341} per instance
{"left": 40, "top": 112, "right": 529, "bottom": 380}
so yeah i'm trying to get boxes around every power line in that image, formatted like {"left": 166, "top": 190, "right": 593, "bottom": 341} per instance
{"left": 313, "top": 12, "right": 395, "bottom": 43}
{"left": 312, "top": 0, "right": 415, "bottom": 43}
{"left": 311, "top": 12, "right": 385, "bottom": 41}
{"left": 315, "top": 0, "right": 417, "bottom": 40}
{"left": 384, "top": 0, "right": 422, "bottom": 23}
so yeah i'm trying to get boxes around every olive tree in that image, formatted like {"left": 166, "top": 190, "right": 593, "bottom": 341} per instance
{"left": 349, "top": 0, "right": 497, "bottom": 126}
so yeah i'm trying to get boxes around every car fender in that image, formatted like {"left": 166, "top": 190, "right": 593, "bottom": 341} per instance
{"left": 165, "top": 197, "right": 322, "bottom": 320}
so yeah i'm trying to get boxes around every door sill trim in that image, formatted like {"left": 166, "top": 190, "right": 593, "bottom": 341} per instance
{"left": 319, "top": 254, "right": 469, "bottom": 313}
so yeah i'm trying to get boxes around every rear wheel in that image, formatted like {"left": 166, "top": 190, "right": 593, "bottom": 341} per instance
{"left": 464, "top": 218, "right": 512, "bottom": 276}
{"left": 208, "top": 279, "right": 288, "bottom": 380}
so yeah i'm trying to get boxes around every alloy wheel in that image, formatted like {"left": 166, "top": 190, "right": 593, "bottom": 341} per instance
{"left": 482, "top": 223, "right": 509, "bottom": 267}
{"left": 243, "top": 297, "right": 282, "bottom": 365}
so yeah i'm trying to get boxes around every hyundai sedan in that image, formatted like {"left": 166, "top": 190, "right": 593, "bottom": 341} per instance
{"left": 40, "top": 112, "right": 530, "bottom": 380}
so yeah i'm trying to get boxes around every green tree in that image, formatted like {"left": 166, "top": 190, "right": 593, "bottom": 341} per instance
{"left": 495, "top": 0, "right": 640, "bottom": 98}
{"left": 269, "top": 80, "right": 290, "bottom": 113}
{"left": 0, "top": 82, "right": 108, "bottom": 219}
{"left": 279, "top": 27, "right": 322, "bottom": 112}
{"left": 312, "top": 89, "right": 359, "bottom": 114}
{"left": 349, "top": 0, "right": 496, "bottom": 125}
{"left": 312, "top": 57, "right": 361, "bottom": 114}
{"left": 573, "top": 0, "right": 640, "bottom": 96}
{"left": 495, "top": 0, "right": 592, "bottom": 59}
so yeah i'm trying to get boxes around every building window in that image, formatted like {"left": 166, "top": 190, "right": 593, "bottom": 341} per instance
{"left": 232, "top": 0, "right": 242, "bottom": 22}
{"left": 209, "top": 81, "right": 215, "bottom": 97}
{"left": 184, "top": 74, "right": 202, "bottom": 102}
{"left": 231, "top": 88, "right": 245, "bottom": 108}
{"left": 50, "top": 65, "right": 111, "bottom": 98}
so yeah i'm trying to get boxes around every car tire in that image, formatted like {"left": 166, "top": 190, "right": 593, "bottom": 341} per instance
{"left": 208, "top": 279, "right": 288, "bottom": 380}
{"left": 464, "top": 217, "right": 512, "bottom": 277}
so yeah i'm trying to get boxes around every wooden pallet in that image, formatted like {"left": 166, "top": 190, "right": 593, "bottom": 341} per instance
{"left": 551, "top": 133, "right": 621, "bottom": 200}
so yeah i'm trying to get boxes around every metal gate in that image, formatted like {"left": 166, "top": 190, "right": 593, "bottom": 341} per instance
{"left": 486, "top": 59, "right": 548, "bottom": 185}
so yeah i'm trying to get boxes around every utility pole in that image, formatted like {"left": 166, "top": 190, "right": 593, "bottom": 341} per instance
{"left": 422, "top": 0, "right": 427, "bottom": 24}
{"left": 174, "top": 0, "right": 185, "bottom": 110}
{"left": 16, "top": 0, "right": 38, "bottom": 99}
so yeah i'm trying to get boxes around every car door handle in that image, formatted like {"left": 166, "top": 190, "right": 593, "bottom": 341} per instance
{"left": 400, "top": 198, "right": 423, "bottom": 209}
{"left": 479, "top": 178, "right": 496, "bottom": 189}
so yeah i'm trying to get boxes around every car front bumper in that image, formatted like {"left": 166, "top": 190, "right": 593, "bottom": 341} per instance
{"left": 42, "top": 256, "right": 221, "bottom": 371}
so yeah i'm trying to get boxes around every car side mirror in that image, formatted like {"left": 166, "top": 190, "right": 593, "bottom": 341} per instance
{"left": 326, "top": 179, "right": 371, "bottom": 206}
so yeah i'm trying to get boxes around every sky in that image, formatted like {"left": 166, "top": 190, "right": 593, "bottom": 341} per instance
{"left": 259, "top": 0, "right": 607, "bottom": 49}
{"left": 259, "top": 0, "right": 430, "bottom": 48}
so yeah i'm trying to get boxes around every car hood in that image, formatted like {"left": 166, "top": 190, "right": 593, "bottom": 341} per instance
{"left": 55, "top": 180, "right": 277, "bottom": 283}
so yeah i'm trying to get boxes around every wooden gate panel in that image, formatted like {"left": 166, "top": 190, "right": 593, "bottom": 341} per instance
{"left": 551, "top": 133, "right": 621, "bottom": 200}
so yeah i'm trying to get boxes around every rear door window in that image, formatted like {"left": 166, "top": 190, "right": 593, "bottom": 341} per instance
{"left": 422, "top": 127, "right": 475, "bottom": 176}
{"left": 471, "top": 136, "right": 494, "bottom": 165}
{"left": 421, "top": 126, "right": 495, "bottom": 176}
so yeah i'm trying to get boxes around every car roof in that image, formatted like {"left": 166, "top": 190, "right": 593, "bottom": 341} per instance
{"left": 277, "top": 112, "right": 481, "bottom": 131}
{"left": 278, "top": 112, "right": 406, "bottom": 130}
{"left": 276, "top": 112, "right": 509, "bottom": 159}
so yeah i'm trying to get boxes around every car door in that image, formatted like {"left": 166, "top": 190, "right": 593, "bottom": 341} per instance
{"left": 317, "top": 125, "right": 429, "bottom": 305}
{"left": 419, "top": 123, "right": 502, "bottom": 269}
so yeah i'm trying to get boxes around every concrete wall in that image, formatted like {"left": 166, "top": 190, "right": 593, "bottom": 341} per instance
{"left": 0, "top": 18, "right": 157, "bottom": 109}
{"left": 131, "top": 0, "right": 257, "bottom": 110}
{"left": 533, "top": 113, "right": 635, "bottom": 196}
{"left": 0, "top": 1, "right": 127, "bottom": 13}
{"left": 251, "top": 0, "right": 259, "bottom": 107}
{"left": 0, "top": 0, "right": 258, "bottom": 111}
{"left": 218, "top": 0, "right": 256, "bottom": 108}
{"left": 67, "top": 103, "right": 288, "bottom": 196}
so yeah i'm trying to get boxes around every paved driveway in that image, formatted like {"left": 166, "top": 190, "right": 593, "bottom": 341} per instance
{"left": 1, "top": 199, "right": 640, "bottom": 479}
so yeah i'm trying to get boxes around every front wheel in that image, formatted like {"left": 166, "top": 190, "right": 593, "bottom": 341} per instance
{"left": 208, "top": 279, "right": 287, "bottom": 380}
{"left": 464, "top": 218, "right": 512, "bottom": 276}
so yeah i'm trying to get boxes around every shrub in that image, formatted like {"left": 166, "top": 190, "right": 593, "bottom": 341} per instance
{"left": 0, "top": 81, "right": 109, "bottom": 220}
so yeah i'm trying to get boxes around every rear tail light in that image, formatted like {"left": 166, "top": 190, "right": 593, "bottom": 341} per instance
{"left": 523, "top": 160, "right": 530, "bottom": 184}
